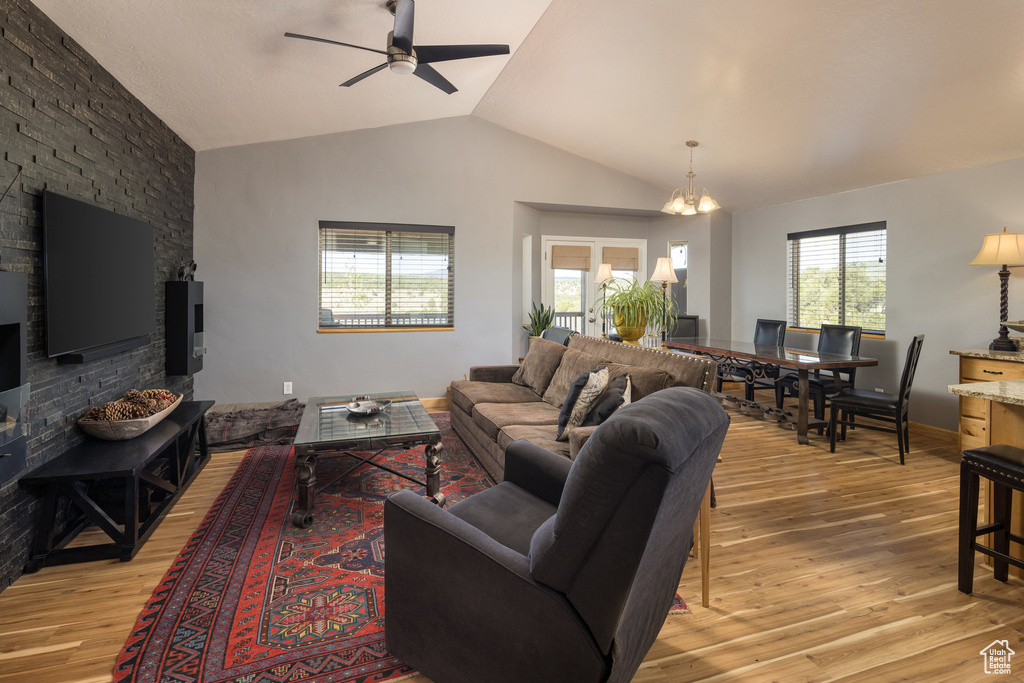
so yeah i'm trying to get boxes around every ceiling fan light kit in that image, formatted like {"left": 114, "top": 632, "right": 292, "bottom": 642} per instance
{"left": 285, "top": 0, "right": 510, "bottom": 94}
{"left": 387, "top": 32, "right": 418, "bottom": 74}
{"left": 662, "top": 140, "right": 719, "bottom": 216}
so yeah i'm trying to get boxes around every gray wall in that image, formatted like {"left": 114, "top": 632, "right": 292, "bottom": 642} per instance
{"left": 647, "top": 213, "right": 733, "bottom": 337}
{"left": 193, "top": 116, "right": 667, "bottom": 403}
{"left": 0, "top": 0, "right": 195, "bottom": 591}
{"left": 731, "top": 156, "right": 1024, "bottom": 431}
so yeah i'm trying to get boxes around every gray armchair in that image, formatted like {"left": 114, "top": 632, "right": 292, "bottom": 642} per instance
{"left": 384, "top": 386, "right": 729, "bottom": 683}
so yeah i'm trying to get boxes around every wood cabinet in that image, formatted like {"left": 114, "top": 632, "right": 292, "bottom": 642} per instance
{"left": 954, "top": 353, "right": 1024, "bottom": 451}
{"left": 951, "top": 350, "right": 1024, "bottom": 579}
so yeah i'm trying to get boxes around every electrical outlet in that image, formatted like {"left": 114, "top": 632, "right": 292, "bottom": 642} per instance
{"left": 283, "top": 381, "right": 293, "bottom": 395}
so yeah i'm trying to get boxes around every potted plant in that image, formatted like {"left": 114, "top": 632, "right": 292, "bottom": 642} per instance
{"left": 595, "top": 278, "right": 677, "bottom": 345}
{"left": 523, "top": 301, "right": 554, "bottom": 347}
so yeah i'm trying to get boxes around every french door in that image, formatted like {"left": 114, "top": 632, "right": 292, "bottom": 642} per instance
{"left": 540, "top": 237, "right": 647, "bottom": 338}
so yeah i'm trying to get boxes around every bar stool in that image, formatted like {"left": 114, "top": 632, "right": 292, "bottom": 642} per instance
{"left": 958, "top": 444, "right": 1024, "bottom": 594}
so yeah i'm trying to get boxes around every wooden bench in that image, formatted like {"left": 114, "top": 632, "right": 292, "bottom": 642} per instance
{"left": 21, "top": 400, "right": 214, "bottom": 571}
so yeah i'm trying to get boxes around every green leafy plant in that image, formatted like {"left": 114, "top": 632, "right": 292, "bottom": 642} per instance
{"left": 524, "top": 301, "right": 555, "bottom": 336}
{"left": 594, "top": 278, "right": 678, "bottom": 340}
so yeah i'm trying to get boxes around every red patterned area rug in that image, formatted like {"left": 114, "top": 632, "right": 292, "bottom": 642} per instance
{"left": 113, "top": 412, "right": 490, "bottom": 683}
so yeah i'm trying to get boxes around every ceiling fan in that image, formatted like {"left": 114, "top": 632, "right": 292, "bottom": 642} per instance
{"left": 285, "top": 0, "right": 510, "bottom": 95}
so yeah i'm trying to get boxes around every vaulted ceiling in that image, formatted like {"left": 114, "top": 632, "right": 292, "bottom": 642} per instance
{"left": 31, "top": 0, "right": 1024, "bottom": 212}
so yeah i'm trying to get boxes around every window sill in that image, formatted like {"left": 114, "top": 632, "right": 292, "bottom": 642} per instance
{"left": 318, "top": 327, "right": 455, "bottom": 334}
{"left": 786, "top": 326, "right": 885, "bottom": 340}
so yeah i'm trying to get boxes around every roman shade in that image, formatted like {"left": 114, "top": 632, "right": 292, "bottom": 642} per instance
{"left": 551, "top": 245, "right": 591, "bottom": 270}
{"left": 603, "top": 246, "right": 639, "bottom": 271}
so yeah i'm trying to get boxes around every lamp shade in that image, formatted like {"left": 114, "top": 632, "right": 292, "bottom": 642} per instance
{"left": 594, "top": 263, "right": 614, "bottom": 283}
{"left": 969, "top": 228, "right": 1024, "bottom": 266}
{"left": 650, "top": 257, "right": 678, "bottom": 284}
{"left": 697, "top": 192, "right": 719, "bottom": 213}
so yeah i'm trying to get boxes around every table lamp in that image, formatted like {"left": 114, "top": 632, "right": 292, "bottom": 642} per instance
{"left": 649, "top": 257, "right": 678, "bottom": 346}
{"left": 969, "top": 227, "right": 1024, "bottom": 351}
{"left": 594, "top": 263, "right": 613, "bottom": 337}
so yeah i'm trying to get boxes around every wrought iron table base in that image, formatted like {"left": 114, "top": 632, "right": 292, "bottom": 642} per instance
{"left": 292, "top": 440, "right": 444, "bottom": 528}
{"left": 713, "top": 356, "right": 842, "bottom": 444}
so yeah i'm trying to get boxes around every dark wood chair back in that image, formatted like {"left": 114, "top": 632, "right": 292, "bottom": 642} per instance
{"left": 897, "top": 335, "right": 925, "bottom": 408}
{"left": 541, "top": 326, "right": 576, "bottom": 346}
{"left": 675, "top": 315, "right": 699, "bottom": 338}
{"left": 753, "top": 319, "right": 787, "bottom": 346}
{"left": 817, "top": 324, "right": 862, "bottom": 383}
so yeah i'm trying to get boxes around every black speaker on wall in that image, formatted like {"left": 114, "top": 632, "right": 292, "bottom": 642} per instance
{"left": 165, "top": 280, "right": 204, "bottom": 376}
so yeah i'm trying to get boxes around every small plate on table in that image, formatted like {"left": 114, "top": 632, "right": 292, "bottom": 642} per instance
{"left": 346, "top": 398, "right": 392, "bottom": 416}
{"left": 1005, "top": 320, "right": 1024, "bottom": 333}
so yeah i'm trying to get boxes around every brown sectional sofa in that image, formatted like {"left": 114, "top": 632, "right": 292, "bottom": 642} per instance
{"left": 449, "top": 334, "right": 718, "bottom": 480}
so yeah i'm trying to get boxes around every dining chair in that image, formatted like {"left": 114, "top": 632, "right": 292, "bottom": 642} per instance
{"left": 674, "top": 314, "right": 699, "bottom": 338}
{"left": 541, "top": 325, "right": 577, "bottom": 346}
{"left": 716, "top": 319, "right": 786, "bottom": 400}
{"left": 829, "top": 335, "right": 925, "bottom": 465}
{"left": 774, "top": 324, "right": 862, "bottom": 419}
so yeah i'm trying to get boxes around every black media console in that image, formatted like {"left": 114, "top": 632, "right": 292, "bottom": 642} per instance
{"left": 21, "top": 400, "right": 214, "bottom": 571}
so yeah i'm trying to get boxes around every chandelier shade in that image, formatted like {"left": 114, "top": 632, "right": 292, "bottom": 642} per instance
{"left": 661, "top": 140, "right": 718, "bottom": 216}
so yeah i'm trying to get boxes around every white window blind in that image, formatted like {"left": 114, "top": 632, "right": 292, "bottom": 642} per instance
{"left": 786, "top": 221, "right": 886, "bottom": 334}
{"left": 319, "top": 221, "right": 454, "bottom": 330}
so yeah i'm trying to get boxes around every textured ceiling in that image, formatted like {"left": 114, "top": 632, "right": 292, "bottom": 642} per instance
{"left": 31, "top": 0, "right": 550, "bottom": 151}
{"left": 30, "top": 0, "right": 1024, "bottom": 212}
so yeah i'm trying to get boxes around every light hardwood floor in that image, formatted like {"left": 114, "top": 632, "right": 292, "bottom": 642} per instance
{"left": 1, "top": 403, "right": 1022, "bottom": 682}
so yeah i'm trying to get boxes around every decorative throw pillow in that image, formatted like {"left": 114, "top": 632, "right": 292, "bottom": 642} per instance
{"left": 512, "top": 338, "right": 569, "bottom": 396}
{"left": 542, "top": 348, "right": 610, "bottom": 408}
{"left": 604, "top": 363, "right": 673, "bottom": 401}
{"left": 556, "top": 366, "right": 609, "bottom": 441}
{"left": 582, "top": 373, "right": 631, "bottom": 427}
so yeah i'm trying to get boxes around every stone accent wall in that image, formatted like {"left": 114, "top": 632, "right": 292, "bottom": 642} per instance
{"left": 0, "top": 0, "right": 196, "bottom": 590}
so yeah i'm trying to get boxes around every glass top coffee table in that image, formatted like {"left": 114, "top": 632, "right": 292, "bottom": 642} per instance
{"left": 292, "top": 390, "right": 444, "bottom": 527}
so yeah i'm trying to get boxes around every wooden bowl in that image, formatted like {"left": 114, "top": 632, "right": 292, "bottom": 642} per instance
{"left": 78, "top": 393, "right": 183, "bottom": 441}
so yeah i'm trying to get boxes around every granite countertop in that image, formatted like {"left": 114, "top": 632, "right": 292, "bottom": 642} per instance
{"left": 948, "top": 380, "right": 1024, "bottom": 406}
{"left": 950, "top": 348, "right": 1024, "bottom": 361}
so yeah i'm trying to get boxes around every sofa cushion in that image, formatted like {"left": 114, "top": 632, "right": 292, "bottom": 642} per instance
{"left": 473, "top": 401, "right": 561, "bottom": 441}
{"left": 604, "top": 363, "right": 673, "bottom": 401}
{"left": 582, "top": 373, "right": 631, "bottom": 427}
{"left": 512, "top": 338, "right": 568, "bottom": 396}
{"left": 568, "top": 335, "right": 717, "bottom": 392}
{"left": 542, "top": 348, "right": 610, "bottom": 408}
{"left": 568, "top": 425, "right": 598, "bottom": 460}
{"left": 556, "top": 367, "right": 609, "bottom": 441}
{"left": 449, "top": 380, "right": 542, "bottom": 415}
{"left": 497, "top": 424, "right": 569, "bottom": 457}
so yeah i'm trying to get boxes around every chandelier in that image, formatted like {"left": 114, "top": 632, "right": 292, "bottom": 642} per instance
{"left": 661, "top": 140, "right": 719, "bottom": 216}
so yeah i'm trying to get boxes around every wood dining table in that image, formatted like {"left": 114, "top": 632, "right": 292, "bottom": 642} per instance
{"left": 664, "top": 337, "right": 879, "bottom": 444}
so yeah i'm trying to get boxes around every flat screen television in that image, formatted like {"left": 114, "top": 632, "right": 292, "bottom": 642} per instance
{"left": 43, "top": 191, "right": 155, "bottom": 359}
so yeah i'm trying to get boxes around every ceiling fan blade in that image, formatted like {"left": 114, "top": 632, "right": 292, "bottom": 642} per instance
{"left": 285, "top": 32, "right": 387, "bottom": 56}
{"left": 392, "top": 0, "right": 415, "bottom": 54}
{"left": 413, "top": 64, "right": 457, "bottom": 94}
{"left": 340, "top": 63, "right": 388, "bottom": 87}
{"left": 415, "top": 44, "right": 510, "bottom": 64}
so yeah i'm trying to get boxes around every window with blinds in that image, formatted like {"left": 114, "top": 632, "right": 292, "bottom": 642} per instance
{"left": 318, "top": 221, "right": 454, "bottom": 330}
{"left": 786, "top": 221, "right": 886, "bottom": 335}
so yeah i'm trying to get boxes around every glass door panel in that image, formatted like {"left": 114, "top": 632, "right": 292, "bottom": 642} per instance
{"left": 553, "top": 269, "right": 586, "bottom": 334}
